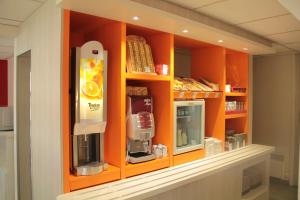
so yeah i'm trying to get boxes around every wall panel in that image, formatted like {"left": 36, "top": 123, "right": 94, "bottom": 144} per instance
{"left": 15, "top": 0, "right": 63, "bottom": 199}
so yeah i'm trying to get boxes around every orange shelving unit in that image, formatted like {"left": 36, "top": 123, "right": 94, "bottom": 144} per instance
{"left": 62, "top": 10, "right": 249, "bottom": 192}
{"left": 225, "top": 49, "right": 249, "bottom": 137}
{"left": 124, "top": 24, "right": 173, "bottom": 176}
{"left": 62, "top": 11, "right": 124, "bottom": 191}
{"left": 172, "top": 35, "right": 226, "bottom": 165}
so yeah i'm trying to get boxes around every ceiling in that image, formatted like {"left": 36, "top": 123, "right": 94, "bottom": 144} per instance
{"left": 1, "top": 0, "right": 300, "bottom": 59}
{"left": 0, "top": 0, "right": 45, "bottom": 59}
{"left": 166, "top": 0, "right": 300, "bottom": 52}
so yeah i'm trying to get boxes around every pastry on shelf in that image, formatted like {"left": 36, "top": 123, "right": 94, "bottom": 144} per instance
{"left": 126, "top": 35, "right": 155, "bottom": 74}
{"left": 174, "top": 77, "right": 214, "bottom": 92}
{"left": 126, "top": 86, "right": 148, "bottom": 96}
{"left": 182, "top": 78, "right": 213, "bottom": 92}
{"left": 199, "top": 77, "right": 219, "bottom": 91}
{"left": 174, "top": 77, "right": 189, "bottom": 91}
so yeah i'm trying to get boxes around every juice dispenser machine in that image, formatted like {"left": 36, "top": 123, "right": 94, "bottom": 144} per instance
{"left": 70, "top": 41, "right": 107, "bottom": 176}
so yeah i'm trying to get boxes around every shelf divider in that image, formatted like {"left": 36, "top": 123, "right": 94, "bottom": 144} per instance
{"left": 225, "top": 112, "right": 247, "bottom": 119}
{"left": 125, "top": 157, "right": 170, "bottom": 178}
{"left": 69, "top": 164, "right": 120, "bottom": 191}
{"left": 225, "top": 92, "right": 247, "bottom": 97}
{"left": 126, "top": 73, "right": 171, "bottom": 81}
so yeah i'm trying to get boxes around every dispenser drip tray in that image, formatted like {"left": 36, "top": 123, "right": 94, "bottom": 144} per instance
{"left": 128, "top": 152, "right": 155, "bottom": 164}
{"left": 74, "top": 162, "right": 104, "bottom": 176}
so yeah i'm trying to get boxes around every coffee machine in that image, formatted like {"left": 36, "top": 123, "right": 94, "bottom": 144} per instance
{"left": 70, "top": 41, "right": 107, "bottom": 176}
{"left": 126, "top": 96, "right": 155, "bottom": 163}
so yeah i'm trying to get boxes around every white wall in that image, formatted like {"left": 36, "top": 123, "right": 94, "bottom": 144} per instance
{"left": 253, "top": 54, "right": 299, "bottom": 185}
{"left": 14, "top": 0, "right": 63, "bottom": 199}
{"left": 7, "top": 56, "right": 14, "bottom": 107}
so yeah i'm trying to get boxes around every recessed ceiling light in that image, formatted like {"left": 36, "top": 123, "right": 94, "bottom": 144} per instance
{"left": 182, "top": 29, "right": 189, "bottom": 33}
{"left": 218, "top": 39, "right": 223, "bottom": 43}
{"left": 243, "top": 47, "right": 248, "bottom": 51}
{"left": 132, "top": 16, "right": 140, "bottom": 21}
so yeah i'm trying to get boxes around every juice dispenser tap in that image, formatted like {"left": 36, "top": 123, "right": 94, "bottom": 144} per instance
{"left": 70, "top": 41, "right": 107, "bottom": 176}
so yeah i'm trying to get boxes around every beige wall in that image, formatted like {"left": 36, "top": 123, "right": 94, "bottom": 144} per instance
{"left": 253, "top": 53, "right": 299, "bottom": 185}
{"left": 14, "top": 0, "right": 63, "bottom": 199}
{"left": 296, "top": 53, "right": 300, "bottom": 194}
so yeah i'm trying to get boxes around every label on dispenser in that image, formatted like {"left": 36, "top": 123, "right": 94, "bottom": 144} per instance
{"left": 74, "top": 41, "right": 107, "bottom": 135}
{"left": 79, "top": 57, "right": 104, "bottom": 122}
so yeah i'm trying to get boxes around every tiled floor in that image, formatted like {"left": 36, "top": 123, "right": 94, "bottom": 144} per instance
{"left": 269, "top": 177, "right": 297, "bottom": 200}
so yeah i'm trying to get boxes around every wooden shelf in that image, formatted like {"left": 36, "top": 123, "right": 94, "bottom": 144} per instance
{"left": 126, "top": 73, "right": 171, "bottom": 81}
{"left": 225, "top": 112, "right": 247, "bottom": 119}
{"left": 69, "top": 164, "right": 120, "bottom": 191}
{"left": 174, "top": 91, "right": 223, "bottom": 100}
{"left": 225, "top": 92, "right": 247, "bottom": 97}
{"left": 125, "top": 156, "right": 170, "bottom": 178}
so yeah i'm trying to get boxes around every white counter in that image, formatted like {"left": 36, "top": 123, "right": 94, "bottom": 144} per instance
{"left": 57, "top": 144, "right": 274, "bottom": 200}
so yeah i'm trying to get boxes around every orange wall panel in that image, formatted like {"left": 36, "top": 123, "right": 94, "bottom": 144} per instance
{"left": 191, "top": 47, "right": 226, "bottom": 141}
{"left": 225, "top": 50, "right": 249, "bottom": 135}
{"left": 86, "top": 22, "right": 126, "bottom": 173}
{"left": 191, "top": 47, "right": 226, "bottom": 90}
{"left": 226, "top": 51, "right": 249, "bottom": 88}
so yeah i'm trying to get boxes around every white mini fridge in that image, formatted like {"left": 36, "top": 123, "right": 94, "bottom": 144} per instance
{"left": 174, "top": 100, "right": 205, "bottom": 155}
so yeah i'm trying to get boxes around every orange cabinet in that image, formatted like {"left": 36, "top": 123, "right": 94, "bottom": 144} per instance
{"left": 62, "top": 10, "right": 249, "bottom": 192}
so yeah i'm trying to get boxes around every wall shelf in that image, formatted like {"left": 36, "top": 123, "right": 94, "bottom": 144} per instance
{"left": 69, "top": 165, "right": 120, "bottom": 191}
{"left": 174, "top": 91, "right": 222, "bottom": 100}
{"left": 225, "top": 92, "right": 247, "bottom": 97}
{"left": 126, "top": 73, "right": 171, "bottom": 81}
{"left": 225, "top": 112, "right": 247, "bottom": 119}
{"left": 125, "top": 157, "right": 170, "bottom": 178}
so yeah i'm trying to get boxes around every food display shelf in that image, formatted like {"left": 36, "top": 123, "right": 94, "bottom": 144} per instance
{"left": 174, "top": 91, "right": 223, "bottom": 100}
{"left": 126, "top": 73, "right": 171, "bottom": 81}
